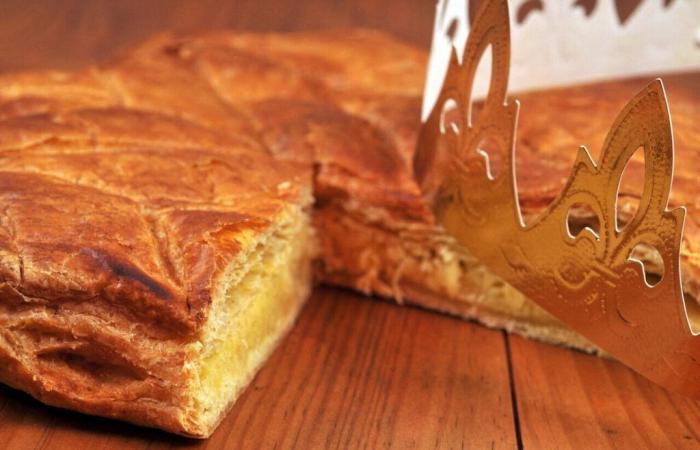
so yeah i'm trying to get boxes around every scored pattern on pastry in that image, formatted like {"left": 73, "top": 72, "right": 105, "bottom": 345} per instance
{"left": 415, "top": 0, "right": 700, "bottom": 397}
{"left": 0, "top": 29, "right": 455, "bottom": 436}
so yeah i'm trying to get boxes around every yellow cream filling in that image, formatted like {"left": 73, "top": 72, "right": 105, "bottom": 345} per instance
{"left": 464, "top": 264, "right": 557, "bottom": 324}
{"left": 187, "top": 209, "right": 313, "bottom": 433}
{"left": 418, "top": 240, "right": 558, "bottom": 325}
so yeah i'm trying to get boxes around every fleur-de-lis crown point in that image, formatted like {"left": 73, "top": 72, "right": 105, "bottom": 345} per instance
{"left": 416, "top": 0, "right": 700, "bottom": 397}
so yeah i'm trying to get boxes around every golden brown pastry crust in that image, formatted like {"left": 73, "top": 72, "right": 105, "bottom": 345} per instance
{"left": 0, "top": 28, "right": 698, "bottom": 435}
{"left": 0, "top": 104, "right": 311, "bottom": 435}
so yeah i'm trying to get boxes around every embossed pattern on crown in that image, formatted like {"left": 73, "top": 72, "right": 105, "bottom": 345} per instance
{"left": 414, "top": 0, "right": 700, "bottom": 397}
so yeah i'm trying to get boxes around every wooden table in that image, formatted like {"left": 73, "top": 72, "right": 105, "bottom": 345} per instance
{"left": 0, "top": 1, "right": 699, "bottom": 448}
{"left": 2, "top": 289, "right": 700, "bottom": 449}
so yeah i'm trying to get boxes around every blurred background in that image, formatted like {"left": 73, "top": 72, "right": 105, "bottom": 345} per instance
{"left": 0, "top": 0, "right": 664, "bottom": 71}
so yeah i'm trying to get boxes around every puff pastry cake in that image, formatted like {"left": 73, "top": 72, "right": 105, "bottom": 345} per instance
{"left": 0, "top": 29, "right": 698, "bottom": 436}
{"left": 0, "top": 101, "right": 315, "bottom": 436}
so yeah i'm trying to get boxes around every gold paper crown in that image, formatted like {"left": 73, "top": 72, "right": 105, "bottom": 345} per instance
{"left": 414, "top": 0, "right": 700, "bottom": 397}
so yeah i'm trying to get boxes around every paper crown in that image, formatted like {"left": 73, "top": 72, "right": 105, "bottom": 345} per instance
{"left": 414, "top": 0, "right": 700, "bottom": 397}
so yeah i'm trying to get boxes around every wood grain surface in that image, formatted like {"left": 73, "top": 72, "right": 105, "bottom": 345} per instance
{"left": 0, "top": 289, "right": 518, "bottom": 449}
{"left": 510, "top": 335, "right": 700, "bottom": 449}
{"left": 0, "top": 0, "right": 435, "bottom": 71}
{"left": 0, "top": 1, "right": 698, "bottom": 449}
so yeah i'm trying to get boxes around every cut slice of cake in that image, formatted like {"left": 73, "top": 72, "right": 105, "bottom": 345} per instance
{"left": 0, "top": 108, "right": 314, "bottom": 437}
